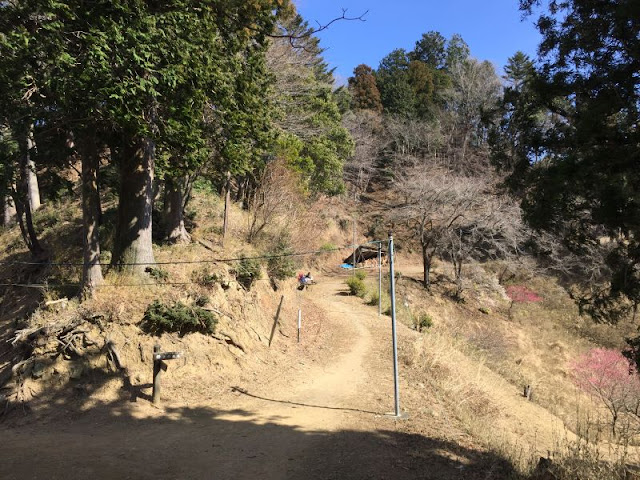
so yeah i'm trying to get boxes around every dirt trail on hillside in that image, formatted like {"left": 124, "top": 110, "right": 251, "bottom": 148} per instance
{"left": 0, "top": 273, "right": 522, "bottom": 479}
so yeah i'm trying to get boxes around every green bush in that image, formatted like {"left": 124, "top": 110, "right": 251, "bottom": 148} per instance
{"left": 141, "top": 300, "right": 217, "bottom": 336}
{"left": 355, "top": 269, "right": 367, "bottom": 281}
{"left": 346, "top": 277, "right": 367, "bottom": 297}
{"left": 193, "top": 295, "right": 209, "bottom": 307}
{"left": 235, "top": 256, "right": 262, "bottom": 289}
{"left": 367, "top": 289, "right": 380, "bottom": 306}
{"left": 146, "top": 266, "right": 169, "bottom": 282}
{"left": 33, "top": 208, "right": 63, "bottom": 230}
{"left": 320, "top": 243, "right": 337, "bottom": 252}
{"left": 191, "top": 178, "right": 217, "bottom": 195}
{"left": 415, "top": 312, "right": 433, "bottom": 332}
{"left": 267, "top": 240, "right": 296, "bottom": 280}
{"left": 192, "top": 266, "right": 220, "bottom": 287}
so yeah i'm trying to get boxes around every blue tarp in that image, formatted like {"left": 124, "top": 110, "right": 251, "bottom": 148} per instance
{"left": 340, "top": 263, "right": 354, "bottom": 269}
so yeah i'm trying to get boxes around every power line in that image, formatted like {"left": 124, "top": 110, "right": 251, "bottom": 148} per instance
{"left": 0, "top": 240, "right": 389, "bottom": 289}
{"left": 0, "top": 243, "right": 363, "bottom": 268}
{"left": 0, "top": 281, "right": 194, "bottom": 289}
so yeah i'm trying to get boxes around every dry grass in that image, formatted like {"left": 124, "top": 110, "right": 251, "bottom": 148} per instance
{"left": 359, "top": 255, "right": 640, "bottom": 478}
{"left": 0, "top": 186, "right": 358, "bottom": 412}
{"left": 4, "top": 188, "right": 640, "bottom": 479}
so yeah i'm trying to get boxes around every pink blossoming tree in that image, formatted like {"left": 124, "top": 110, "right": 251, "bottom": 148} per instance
{"left": 571, "top": 348, "right": 640, "bottom": 437}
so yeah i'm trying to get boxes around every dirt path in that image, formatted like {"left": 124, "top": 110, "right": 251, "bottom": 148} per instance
{"left": 0, "top": 273, "right": 516, "bottom": 479}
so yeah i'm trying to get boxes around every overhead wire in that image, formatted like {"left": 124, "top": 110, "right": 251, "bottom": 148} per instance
{"left": 0, "top": 239, "right": 390, "bottom": 289}
{"left": 0, "top": 243, "right": 362, "bottom": 268}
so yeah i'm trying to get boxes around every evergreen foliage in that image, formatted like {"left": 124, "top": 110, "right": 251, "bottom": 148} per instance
{"left": 234, "top": 256, "right": 263, "bottom": 290}
{"left": 141, "top": 300, "right": 217, "bottom": 336}
{"left": 375, "top": 49, "right": 416, "bottom": 117}
{"left": 267, "top": 239, "right": 297, "bottom": 281}
{"left": 510, "top": 0, "right": 640, "bottom": 319}
{"left": 348, "top": 64, "right": 383, "bottom": 113}
{"left": 346, "top": 276, "right": 367, "bottom": 297}
{"left": 374, "top": 32, "right": 469, "bottom": 119}
{"left": 489, "top": 51, "right": 544, "bottom": 192}
{"left": 267, "top": 13, "right": 354, "bottom": 195}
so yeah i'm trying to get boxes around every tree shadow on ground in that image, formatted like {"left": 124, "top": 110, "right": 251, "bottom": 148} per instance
{"left": 231, "top": 386, "right": 380, "bottom": 415}
{"left": 0, "top": 368, "right": 525, "bottom": 480}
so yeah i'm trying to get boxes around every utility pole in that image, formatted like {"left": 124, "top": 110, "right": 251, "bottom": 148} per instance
{"left": 388, "top": 232, "right": 401, "bottom": 417}
{"left": 352, "top": 215, "right": 356, "bottom": 276}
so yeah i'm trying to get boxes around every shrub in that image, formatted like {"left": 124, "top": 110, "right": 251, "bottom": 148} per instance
{"left": 415, "top": 312, "right": 433, "bottom": 332}
{"left": 320, "top": 243, "right": 337, "bottom": 252}
{"left": 193, "top": 295, "right": 209, "bottom": 307}
{"left": 191, "top": 178, "right": 217, "bottom": 195}
{"left": 234, "top": 256, "right": 262, "bottom": 289}
{"left": 267, "top": 240, "right": 296, "bottom": 280}
{"left": 145, "top": 266, "right": 169, "bottom": 282}
{"left": 34, "top": 208, "right": 63, "bottom": 230}
{"left": 355, "top": 269, "right": 367, "bottom": 281}
{"left": 141, "top": 300, "right": 217, "bottom": 336}
{"left": 192, "top": 266, "right": 220, "bottom": 287}
{"left": 466, "top": 325, "right": 513, "bottom": 358}
{"left": 346, "top": 277, "right": 366, "bottom": 297}
{"left": 367, "top": 289, "right": 379, "bottom": 306}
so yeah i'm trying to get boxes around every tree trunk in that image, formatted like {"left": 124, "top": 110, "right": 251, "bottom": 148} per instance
{"left": 163, "top": 175, "right": 191, "bottom": 244}
{"left": 3, "top": 195, "right": 16, "bottom": 227}
{"left": 422, "top": 243, "right": 431, "bottom": 289}
{"left": 26, "top": 127, "right": 41, "bottom": 212}
{"left": 222, "top": 171, "right": 231, "bottom": 245}
{"left": 460, "top": 128, "right": 469, "bottom": 165}
{"left": 14, "top": 148, "right": 44, "bottom": 257}
{"left": 112, "top": 137, "right": 156, "bottom": 274}
{"left": 454, "top": 258, "right": 463, "bottom": 299}
{"left": 79, "top": 134, "right": 104, "bottom": 295}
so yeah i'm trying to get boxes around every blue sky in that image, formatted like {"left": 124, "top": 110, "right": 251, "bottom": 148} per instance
{"left": 293, "top": 0, "right": 542, "bottom": 85}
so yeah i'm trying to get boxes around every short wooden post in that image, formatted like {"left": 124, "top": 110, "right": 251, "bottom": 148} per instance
{"left": 297, "top": 309, "right": 301, "bottom": 343}
{"left": 152, "top": 344, "right": 162, "bottom": 404}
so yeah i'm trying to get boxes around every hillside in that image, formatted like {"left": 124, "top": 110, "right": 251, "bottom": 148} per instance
{"left": 0, "top": 191, "right": 638, "bottom": 480}
{"left": 1, "top": 1, "right": 638, "bottom": 479}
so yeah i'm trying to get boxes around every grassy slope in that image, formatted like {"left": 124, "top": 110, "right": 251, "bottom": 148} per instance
{"left": 1, "top": 187, "right": 639, "bottom": 478}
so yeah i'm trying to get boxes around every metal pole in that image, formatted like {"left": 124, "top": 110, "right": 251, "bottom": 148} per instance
{"left": 297, "top": 309, "right": 301, "bottom": 343}
{"left": 388, "top": 233, "right": 401, "bottom": 417}
{"left": 352, "top": 216, "right": 356, "bottom": 276}
{"left": 378, "top": 242, "right": 382, "bottom": 317}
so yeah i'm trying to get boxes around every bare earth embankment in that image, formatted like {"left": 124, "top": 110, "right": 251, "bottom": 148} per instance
{"left": 1, "top": 269, "right": 605, "bottom": 479}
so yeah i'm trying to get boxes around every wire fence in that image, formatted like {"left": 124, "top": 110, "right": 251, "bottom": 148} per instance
{"left": 0, "top": 239, "right": 389, "bottom": 290}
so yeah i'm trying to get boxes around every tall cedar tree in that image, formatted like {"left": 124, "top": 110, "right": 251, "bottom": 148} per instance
{"left": 0, "top": 1, "right": 287, "bottom": 291}
{"left": 348, "top": 64, "right": 383, "bottom": 113}
{"left": 489, "top": 51, "right": 546, "bottom": 193}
